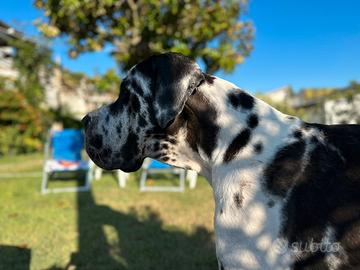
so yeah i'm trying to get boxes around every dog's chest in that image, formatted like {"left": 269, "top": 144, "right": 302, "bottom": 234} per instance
{"left": 212, "top": 164, "right": 293, "bottom": 270}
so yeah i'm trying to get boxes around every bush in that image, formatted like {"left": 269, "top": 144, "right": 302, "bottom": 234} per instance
{"left": 0, "top": 90, "right": 47, "bottom": 155}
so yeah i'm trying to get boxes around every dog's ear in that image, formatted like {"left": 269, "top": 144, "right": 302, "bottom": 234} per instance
{"left": 139, "top": 53, "right": 204, "bottom": 128}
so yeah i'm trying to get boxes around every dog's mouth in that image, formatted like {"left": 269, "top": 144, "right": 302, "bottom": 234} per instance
{"left": 86, "top": 144, "right": 143, "bottom": 172}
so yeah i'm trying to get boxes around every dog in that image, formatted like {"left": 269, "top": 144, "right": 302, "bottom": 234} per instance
{"left": 82, "top": 53, "right": 360, "bottom": 270}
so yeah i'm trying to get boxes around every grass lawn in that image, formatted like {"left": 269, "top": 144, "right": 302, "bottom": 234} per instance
{"left": 0, "top": 154, "right": 216, "bottom": 270}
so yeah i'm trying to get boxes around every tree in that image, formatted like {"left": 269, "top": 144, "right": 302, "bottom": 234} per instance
{"left": 0, "top": 90, "right": 45, "bottom": 155}
{"left": 35, "top": 0, "right": 253, "bottom": 73}
{"left": 11, "top": 38, "right": 54, "bottom": 106}
{"left": 91, "top": 69, "right": 121, "bottom": 93}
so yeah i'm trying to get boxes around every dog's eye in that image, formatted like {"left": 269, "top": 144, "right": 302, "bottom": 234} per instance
{"left": 164, "top": 118, "right": 175, "bottom": 129}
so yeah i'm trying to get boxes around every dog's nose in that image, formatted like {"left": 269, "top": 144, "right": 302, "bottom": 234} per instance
{"left": 81, "top": 114, "right": 91, "bottom": 128}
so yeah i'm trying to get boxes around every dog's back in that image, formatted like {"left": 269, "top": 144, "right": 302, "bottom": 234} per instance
{"left": 280, "top": 123, "right": 360, "bottom": 269}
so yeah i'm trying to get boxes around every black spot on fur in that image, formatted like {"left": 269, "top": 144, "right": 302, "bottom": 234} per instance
{"left": 102, "top": 125, "right": 108, "bottom": 135}
{"left": 153, "top": 142, "right": 160, "bottom": 152}
{"left": 260, "top": 122, "right": 360, "bottom": 269}
{"left": 223, "top": 128, "right": 251, "bottom": 163}
{"left": 105, "top": 115, "right": 110, "bottom": 123}
{"left": 120, "top": 131, "right": 139, "bottom": 164}
{"left": 171, "top": 159, "right": 176, "bottom": 162}
{"left": 130, "top": 80, "right": 144, "bottom": 96}
{"left": 138, "top": 116, "right": 147, "bottom": 127}
{"left": 162, "top": 144, "right": 169, "bottom": 150}
{"left": 233, "top": 192, "right": 243, "bottom": 208}
{"left": 311, "top": 136, "right": 319, "bottom": 144}
{"left": 130, "top": 94, "right": 140, "bottom": 112}
{"left": 280, "top": 138, "right": 356, "bottom": 267}
{"left": 168, "top": 138, "right": 177, "bottom": 145}
{"left": 247, "top": 113, "right": 259, "bottom": 129}
{"left": 228, "top": 89, "right": 255, "bottom": 110}
{"left": 267, "top": 200, "right": 275, "bottom": 208}
{"left": 203, "top": 73, "right": 215, "bottom": 84}
{"left": 101, "top": 147, "right": 112, "bottom": 159}
{"left": 89, "top": 134, "right": 103, "bottom": 150}
{"left": 254, "top": 142, "right": 263, "bottom": 154}
{"left": 116, "top": 124, "right": 122, "bottom": 135}
{"left": 264, "top": 140, "right": 306, "bottom": 197}
{"left": 293, "top": 130, "right": 303, "bottom": 139}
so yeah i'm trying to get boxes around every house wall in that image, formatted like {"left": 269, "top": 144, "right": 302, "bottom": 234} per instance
{"left": 324, "top": 95, "right": 360, "bottom": 124}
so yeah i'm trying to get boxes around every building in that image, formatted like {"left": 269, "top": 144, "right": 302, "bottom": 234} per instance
{"left": 0, "top": 20, "right": 116, "bottom": 120}
{"left": 0, "top": 20, "right": 20, "bottom": 79}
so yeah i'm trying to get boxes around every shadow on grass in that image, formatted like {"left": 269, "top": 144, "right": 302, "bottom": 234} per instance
{"left": 0, "top": 245, "right": 31, "bottom": 270}
{"left": 56, "top": 190, "right": 216, "bottom": 270}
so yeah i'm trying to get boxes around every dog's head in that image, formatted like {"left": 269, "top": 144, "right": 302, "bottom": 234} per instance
{"left": 82, "top": 53, "right": 207, "bottom": 172}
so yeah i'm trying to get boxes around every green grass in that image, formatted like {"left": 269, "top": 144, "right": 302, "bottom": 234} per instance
{"left": 0, "top": 154, "right": 216, "bottom": 270}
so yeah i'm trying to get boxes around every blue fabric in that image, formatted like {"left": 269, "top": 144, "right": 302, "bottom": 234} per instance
{"left": 51, "top": 129, "right": 84, "bottom": 162}
{"left": 148, "top": 160, "right": 171, "bottom": 169}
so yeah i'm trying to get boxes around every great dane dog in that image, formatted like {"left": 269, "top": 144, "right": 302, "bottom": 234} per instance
{"left": 82, "top": 53, "right": 360, "bottom": 270}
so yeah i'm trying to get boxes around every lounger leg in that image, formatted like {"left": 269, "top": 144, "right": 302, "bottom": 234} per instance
{"left": 94, "top": 167, "right": 102, "bottom": 180}
{"left": 187, "top": 170, "right": 198, "bottom": 189}
{"left": 117, "top": 170, "right": 128, "bottom": 188}
{"left": 84, "top": 169, "right": 92, "bottom": 190}
{"left": 179, "top": 169, "right": 185, "bottom": 192}
{"left": 41, "top": 170, "right": 49, "bottom": 194}
{"left": 139, "top": 170, "right": 148, "bottom": 192}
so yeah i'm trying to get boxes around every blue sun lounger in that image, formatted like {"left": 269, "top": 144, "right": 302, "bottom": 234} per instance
{"left": 41, "top": 129, "right": 92, "bottom": 193}
{"left": 139, "top": 159, "right": 185, "bottom": 192}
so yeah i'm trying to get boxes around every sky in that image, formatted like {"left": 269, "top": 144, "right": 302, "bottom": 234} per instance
{"left": 1, "top": 0, "right": 359, "bottom": 93}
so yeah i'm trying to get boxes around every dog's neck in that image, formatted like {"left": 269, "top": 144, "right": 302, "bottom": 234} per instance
{"left": 174, "top": 76, "right": 309, "bottom": 268}
{"left": 181, "top": 76, "right": 302, "bottom": 180}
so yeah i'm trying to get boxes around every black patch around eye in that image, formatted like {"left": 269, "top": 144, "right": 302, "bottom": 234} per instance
{"left": 89, "top": 134, "right": 103, "bottom": 150}
{"left": 203, "top": 73, "right": 215, "bottom": 84}
{"left": 254, "top": 142, "right": 263, "bottom": 154}
{"left": 162, "top": 156, "right": 169, "bottom": 162}
{"left": 228, "top": 90, "right": 255, "bottom": 110}
{"left": 247, "top": 113, "right": 259, "bottom": 129}
{"left": 293, "top": 130, "right": 303, "bottom": 139}
{"left": 223, "top": 128, "right": 251, "bottom": 163}
{"left": 234, "top": 192, "right": 243, "bottom": 208}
